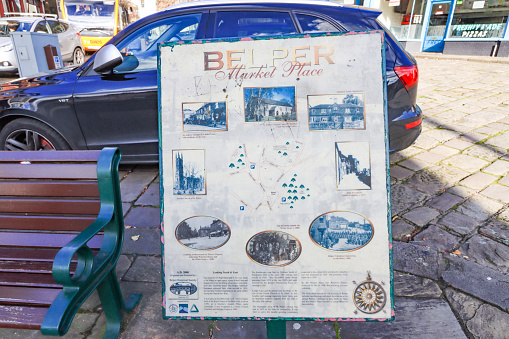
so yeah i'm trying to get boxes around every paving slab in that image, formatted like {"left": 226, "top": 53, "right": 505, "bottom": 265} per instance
{"left": 135, "top": 183, "right": 161, "bottom": 206}
{"left": 479, "top": 218, "right": 509, "bottom": 246}
{"left": 338, "top": 298, "right": 466, "bottom": 339}
{"left": 466, "top": 304, "right": 509, "bottom": 339}
{"left": 437, "top": 211, "right": 479, "bottom": 235}
{"left": 394, "top": 272, "right": 442, "bottom": 298}
{"left": 459, "top": 235, "right": 509, "bottom": 273}
{"left": 391, "top": 218, "right": 416, "bottom": 241}
{"left": 390, "top": 184, "right": 428, "bottom": 215}
{"left": 425, "top": 192, "right": 463, "bottom": 211}
{"left": 402, "top": 207, "right": 440, "bottom": 227}
{"left": 459, "top": 172, "right": 497, "bottom": 189}
{"left": 393, "top": 241, "right": 442, "bottom": 280}
{"left": 286, "top": 321, "right": 337, "bottom": 339}
{"left": 124, "top": 206, "right": 160, "bottom": 229}
{"left": 412, "top": 151, "right": 447, "bottom": 164}
{"left": 413, "top": 225, "right": 462, "bottom": 252}
{"left": 423, "top": 128, "right": 458, "bottom": 143}
{"left": 442, "top": 154, "right": 489, "bottom": 173}
{"left": 405, "top": 165, "right": 469, "bottom": 196}
{"left": 444, "top": 288, "right": 483, "bottom": 323}
{"left": 213, "top": 321, "right": 267, "bottom": 339}
{"left": 119, "top": 282, "right": 212, "bottom": 339}
{"left": 480, "top": 184, "right": 509, "bottom": 203}
{"left": 429, "top": 145, "right": 460, "bottom": 157}
{"left": 447, "top": 185, "right": 479, "bottom": 198}
{"left": 441, "top": 256, "right": 509, "bottom": 312}
{"left": 398, "top": 158, "right": 430, "bottom": 171}
{"left": 123, "top": 256, "right": 162, "bottom": 283}
{"left": 462, "top": 144, "right": 505, "bottom": 162}
{"left": 389, "top": 165, "right": 414, "bottom": 180}
{"left": 122, "top": 228, "right": 161, "bottom": 255}
{"left": 120, "top": 171, "right": 158, "bottom": 203}
{"left": 443, "top": 138, "right": 474, "bottom": 150}
{"left": 486, "top": 131, "right": 509, "bottom": 149}
{"left": 457, "top": 195, "right": 504, "bottom": 221}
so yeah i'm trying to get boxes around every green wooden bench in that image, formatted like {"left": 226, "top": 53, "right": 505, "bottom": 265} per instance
{"left": 0, "top": 148, "right": 141, "bottom": 338}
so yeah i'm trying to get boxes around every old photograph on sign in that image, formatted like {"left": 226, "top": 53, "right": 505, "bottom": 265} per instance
{"left": 183, "top": 102, "right": 227, "bottom": 132}
{"left": 173, "top": 150, "right": 206, "bottom": 195}
{"left": 308, "top": 93, "right": 365, "bottom": 130}
{"left": 175, "top": 216, "right": 230, "bottom": 250}
{"left": 246, "top": 231, "right": 301, "bottom": 267}
{"left": 244, "top": 86, "right": 296, "bottom": 122}
{"left": 309, "top": 211, "right": 373, "bottom": 252}
{"left": 335, "top": 142, "right": 371, "bottom": 190}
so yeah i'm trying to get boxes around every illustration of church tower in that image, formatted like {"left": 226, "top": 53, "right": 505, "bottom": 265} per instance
{"left": 175, "top": 152, "right": 184, "bottom": 190}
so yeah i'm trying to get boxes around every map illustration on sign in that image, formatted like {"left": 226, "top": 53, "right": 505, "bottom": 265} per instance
{"left": 228, "top": 142, "right": 312, "bottom": 212}
{"left": 173, "top": 150, "right": 206, "bottom": 195}
{"left": 175, "top": 216, "right": 230, "bottom": 250}
{"left": 309, "top": 211, "right": 373, "bottom": 252}
{"left": 335, "top": 142, "right": 371, "bottom": 190}
{"left": 308, "top": 93, "right": 365, "bottom": 130}
{"left": 246, "top": 230, "right": 301, "bottom": 267}
{"left": 244, "top": 86, "right": 296, "bottom": 122}
{"left": 182, "top": 102, "right": 227, "bottom": 132}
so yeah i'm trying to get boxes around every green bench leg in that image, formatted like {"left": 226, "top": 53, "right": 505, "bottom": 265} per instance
{"left": 97, "top": 270, "right": 142, "bottom": 338}
{"left": 267, "top": 320, "right": 286, "bottom": 339}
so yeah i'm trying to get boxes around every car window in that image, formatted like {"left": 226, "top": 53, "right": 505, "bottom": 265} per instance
{"left": 113, "top": 13, "right": 202, "bottom": 73}
{"left": 214, "top": 11, "right": 296, "bottom": 38}
{"left": 48, "top": 20, "right": 66, "bottom": 34}
{"left": 296, "top": 14, "right": 339, "bottom": 33}
{"left": 34, "top": 21, "right": 49, "bottom": 33}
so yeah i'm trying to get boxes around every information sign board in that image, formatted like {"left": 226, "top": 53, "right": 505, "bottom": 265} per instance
{"left": 159, "top": 31, "right": 394, "bottom": 321}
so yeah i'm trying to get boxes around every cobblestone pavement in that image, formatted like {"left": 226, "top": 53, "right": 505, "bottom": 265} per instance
{"left": 2, "top": 55, "right": 509, "bottom": 338}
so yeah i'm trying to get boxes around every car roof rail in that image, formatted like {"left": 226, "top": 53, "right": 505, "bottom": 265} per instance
{"left": 4, "top": 12, "right": 58, "bottom": 19}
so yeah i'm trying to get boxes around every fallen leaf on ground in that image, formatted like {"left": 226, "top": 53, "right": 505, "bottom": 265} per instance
{"left": 452, "top": 250, "right": 462, "bottom": 255}
{"left": 131, "top": 235, "right": 140, "bottom": 241}
{"left": 125, "top": 225, "right": 134, "bottom": 229}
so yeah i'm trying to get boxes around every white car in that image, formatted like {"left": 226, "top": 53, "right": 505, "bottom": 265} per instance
{"left": 0, "top": 14, "right": 85, "bottom": 73}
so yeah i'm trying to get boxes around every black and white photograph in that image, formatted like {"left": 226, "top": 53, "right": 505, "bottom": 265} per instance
{"left": 309, "top": 211, "right": 373, "bottom": 252}
{"left": 308, "top": 93, "right": 365, "bottom": 130}
{"left": 335, "top": 142, "right": 371, "bottom": 190}
{"left": 169, "top": 282, "right": 198, "bottom": 296}
{"left": 173, "top": 150, "right": 206, "bottom": 195}
{"left": 246, "top": 231, "right": 301, "bottom": 267}
{"left": 182, "top": 102, "right": 227, "bottom": 132}
{"left": 175, "top": 216, "right": 230, "bottom": 250}
{"left": 244, "top": 86, "right": 296, "bottom": 122}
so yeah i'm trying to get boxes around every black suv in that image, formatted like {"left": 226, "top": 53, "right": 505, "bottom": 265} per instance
{"left": 0, "top": 0, "right": 421, "bottom": 163}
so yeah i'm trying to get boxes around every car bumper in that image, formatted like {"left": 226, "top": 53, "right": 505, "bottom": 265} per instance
{"left": 388, "top": 104, "right": 422, "bottom": 152}
{"left": 0, "top": 50, "right": 18, "bottom": 73}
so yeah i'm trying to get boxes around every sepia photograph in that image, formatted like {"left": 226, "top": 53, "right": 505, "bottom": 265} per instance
{"left": 182, "top": 102, "right": 227, "bottom": 132}
{"left": 244, "top": 86, "right": 296, "bottom": 122}
{"left": 175, "top": 216, "right": 230, "bottom": 250}
{"left": 335, "top": 142, "right": 371, "bottom": 190}
{"left": 308, "top": 93, "right": 365, "bottom": 130}
{"left": 173, "top": 150, "right": 206, "bottom": 195}
{"left": 309, "top": 211, "right": 373, "bottom": 251}
{"left": 246, "top": 231, "right": 301, "bottom": 267}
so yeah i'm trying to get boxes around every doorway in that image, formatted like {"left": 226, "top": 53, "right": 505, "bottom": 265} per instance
{"left": 422, "top": 0, "right": 453, "bottom": 52}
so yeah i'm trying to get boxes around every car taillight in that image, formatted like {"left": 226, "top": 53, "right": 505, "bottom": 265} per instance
{"left": 77, "top": 32, "right": 81, "bottom": 37}
{"left": 394, "top": 65, "right": 418, "bottom": 91}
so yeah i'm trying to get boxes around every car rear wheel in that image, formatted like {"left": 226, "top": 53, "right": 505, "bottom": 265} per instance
{"left": 73, "top": 47, "right": 85, "bottom": 65}
{"left": 0, "top": 118, "right": 70, "bottom": 151}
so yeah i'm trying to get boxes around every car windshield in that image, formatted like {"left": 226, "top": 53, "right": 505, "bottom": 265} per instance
{"left": 65, "top": 1, "right": 115, "bottom": 35}
{"left": 0, "top": 20, "right": 33, "bottom": 37}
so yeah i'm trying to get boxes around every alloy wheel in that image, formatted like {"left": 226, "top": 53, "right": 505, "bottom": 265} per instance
{"left": 4, "top": 129, "right": 56, "bottom": 151}
{"left": 74, "top": 48, "right": 85, "bottom": 65}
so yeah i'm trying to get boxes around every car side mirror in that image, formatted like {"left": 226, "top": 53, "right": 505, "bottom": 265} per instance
{"left": 93, "top": 44, "right": 123, "bottom": 74}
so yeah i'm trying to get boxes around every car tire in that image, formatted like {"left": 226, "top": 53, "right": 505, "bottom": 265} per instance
{"left": 73, "top": 47, "right": 85, "bottom": 65}
{"left": 0, "top": 118, "right": 71, "bottom": 151}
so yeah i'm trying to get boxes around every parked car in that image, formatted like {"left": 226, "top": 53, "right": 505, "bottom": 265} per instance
{"left": 0, "top": 0, "right": 421, "bottom": 163}
{"left": 0, "top": 14, "right": 85, "bottom": 73}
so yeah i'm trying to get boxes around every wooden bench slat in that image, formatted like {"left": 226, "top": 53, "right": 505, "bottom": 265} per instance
{"left": 0, "top": 150, "right": 100, "bottom": 162}
{"left": 0, "top": 233, "right": 103, "bottom": 249}
{"left": 0, "top": 272, "right": 61, "bottom": 288}
{"left": 0, "top": 198, "right": 100, "bottom": 215}
{"left": 0, "top": 215, "right": 96, "bottom": 232}
{"left": 0, "top": 260, "right": 77, "bottom": 274}
{"left": 0, "top": 164, "right": 97, "bottom": 180}
{"left": 0, "top": 248, "right": 60, "bottom": 261}
{"left": 0, "top": 305, "right": 47, "bottom": 330}
{"left": 0, "top": 286, "right": 61, "bottom": 306}
{"left": 0, "top": 181, "right": 99, "bottom": 198}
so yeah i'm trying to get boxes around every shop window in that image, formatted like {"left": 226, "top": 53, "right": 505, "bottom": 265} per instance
{"left": 384, "top": 0, "right": 426, "bottom": 40}
{"left": 448, "top": 0, "right": 509, "bottom": 38}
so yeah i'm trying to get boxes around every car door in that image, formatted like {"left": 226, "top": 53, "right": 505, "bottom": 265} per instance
{"left": 72, "top": 12, "right": 207, "bottom": 163}
{"left": 48, "top": 20, "right": 72, "bottom": 60}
